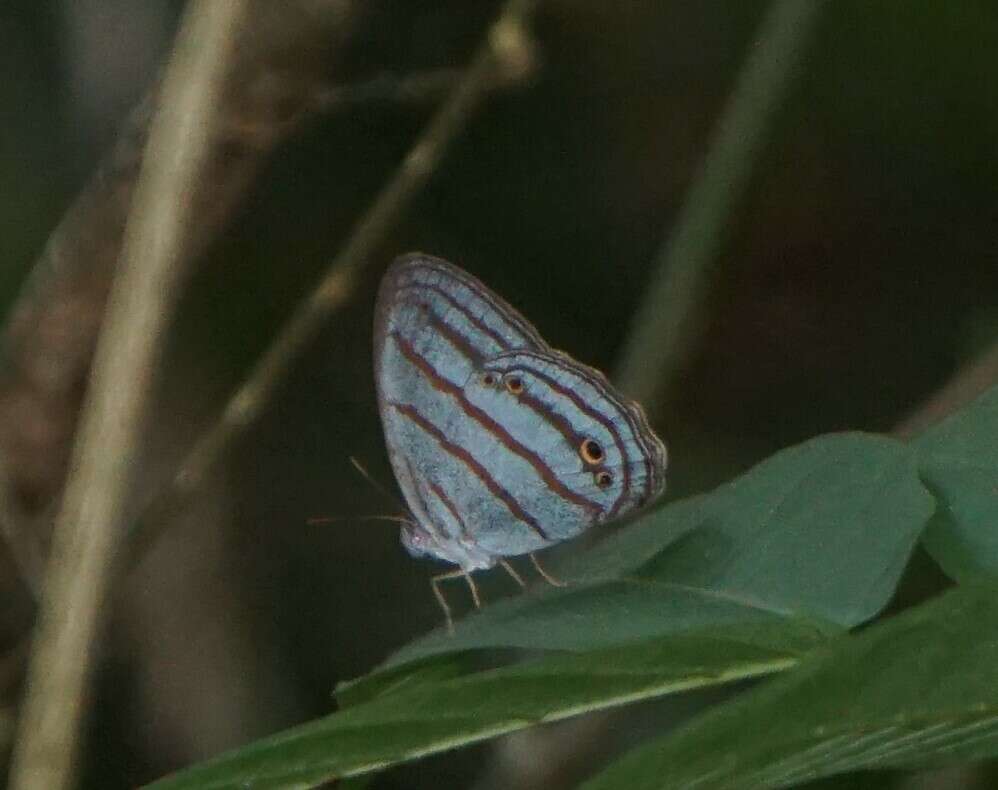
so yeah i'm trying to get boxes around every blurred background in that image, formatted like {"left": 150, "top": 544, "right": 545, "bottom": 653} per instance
{"left": 1, "top": 1, "right": 996, "bottom": 787}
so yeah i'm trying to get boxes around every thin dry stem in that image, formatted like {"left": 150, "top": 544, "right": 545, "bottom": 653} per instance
{"left": 313, "top": 64, "right": 531, "bottom": 113}
{"left": 126, "top": 0, "right": 541, "bottom": 566}
{"left": 0, "top": 1, "right": 366, "bottom": 590}
{"left": 7, "top": 4, "right": 250, "bottom": 789}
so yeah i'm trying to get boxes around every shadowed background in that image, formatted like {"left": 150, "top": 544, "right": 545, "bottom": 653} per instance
{"left": 0, "top": 1, "right": 996, "bottom": 788}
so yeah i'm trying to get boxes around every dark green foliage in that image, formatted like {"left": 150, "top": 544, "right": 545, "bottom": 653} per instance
{"left": 147, "top": 406, "right": 993, "bottom": 788}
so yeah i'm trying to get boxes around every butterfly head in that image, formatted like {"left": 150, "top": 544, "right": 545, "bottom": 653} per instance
{"left": 400, "top": 520, "right": 434, "bottom": 560}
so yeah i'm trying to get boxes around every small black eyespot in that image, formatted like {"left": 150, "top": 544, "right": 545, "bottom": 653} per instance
{"left": 482, "top": 372, "right": 497, "bottom": 387}
{"left": 580, "top": 439, "right": 604, "bottom": 464}
{"left": 595, "top": 471, "right": 613, "bottom": 489}
{"left": 505, "top": 375, "right": 524, "bottom": 395}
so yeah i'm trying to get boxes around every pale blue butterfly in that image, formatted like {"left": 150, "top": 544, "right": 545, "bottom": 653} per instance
{"left": 374, "top": 253, "right": 667, "bottom": 626}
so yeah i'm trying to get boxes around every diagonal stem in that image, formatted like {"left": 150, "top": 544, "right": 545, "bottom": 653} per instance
{"left": 613, "top": 0, "right": 828, "bottom": 411}
{"left": 124, "top": 0, "right": 542, "bottom": 568}
{"left": 6, "top": 4, "right": 251, "bottom": 789}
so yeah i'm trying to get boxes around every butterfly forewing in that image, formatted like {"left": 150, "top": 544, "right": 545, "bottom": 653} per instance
{"left": 374, "top": 255, "right": 554, "bottom": 567}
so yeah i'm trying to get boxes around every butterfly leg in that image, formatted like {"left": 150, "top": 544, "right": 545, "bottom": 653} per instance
{"left": 499, "top": 559, "right": 527, "bottom": 588}
{"left": 431, "top": 568, "right": 481, "bottom": 634}
{"left": 464, "top": 572, "right": 482, "bottom": 609}
{"left": 529, "top": 553, "right": 567, "bottom": 587}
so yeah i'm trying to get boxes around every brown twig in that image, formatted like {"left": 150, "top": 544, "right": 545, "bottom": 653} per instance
{"left": 0, "top": 2, "right": 368, "bottom": 589}
{"left": 0, "top": 59, "right": 528, "bottom": 601}
{"left": 125, "top": 0, "right": 541, "bottom": 565}
{"left": 7, "top": 4, "right": 250, "bottom": 789}
{"left": 312, "top": 63, "right": 533, "bottom": 114}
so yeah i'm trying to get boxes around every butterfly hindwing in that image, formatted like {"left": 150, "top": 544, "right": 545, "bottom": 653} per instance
{"left": 474, "top": 349, "right": 667, "bottom": 542}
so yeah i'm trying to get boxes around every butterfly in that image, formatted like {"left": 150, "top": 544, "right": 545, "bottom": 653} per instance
{"left": 373, "top": 253, "right": 667, "bottom": 628}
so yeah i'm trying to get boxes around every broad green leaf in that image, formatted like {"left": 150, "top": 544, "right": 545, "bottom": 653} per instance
{"left": 913, "top": 384, "right": 998, "bottom": 581}
{"left": 583, "top": 582, "right": 998, "bottom": 790}
{"left": 343, "top": 580, "right": 838, "bottom": 706}
{"left": 143, "top": 621, "right": 828, "bottom": 790}
{"left": 144, "top": 432, "right": 933, "bottom": 788}
{"left": 335, "top": 653, "right": 473, "bottom": 709}
{"left": 386, "top": 432, "right": 932, "bottom": 667}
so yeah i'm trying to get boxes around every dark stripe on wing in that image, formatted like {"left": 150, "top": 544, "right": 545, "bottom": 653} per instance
{"left": 518, "top": 392, "right": 630, "bottom": 518}
{"left": 399, "top": 297, "right": 487, "bottom": 365}
{"left": 618, "top": 401, "right": 662, "bottom": 498}
{"left": 390, "top": 401, "right": 550, "bottom": 540}
{"left": 399, "top": 283, "right": 512, "bottom": 352}
{"left": 396, "top": 257, "right": 546, "bottom": 348}
{"left": 397, "top": 295, "right": 638, "bottom": 516}
{"left": 399, "top": 456, "right": 450, "bottom": 546}
{"left": 428, "top": 481, "right": 471, "bottom": 540}
{"left": 502, "top": 361, "right": 636, "bottom": 517}
{"left": 390, "top": 331, "right": 604, "bottom": 517}
{"left": 515, "top": 391, "right": 585, "bottom": 459}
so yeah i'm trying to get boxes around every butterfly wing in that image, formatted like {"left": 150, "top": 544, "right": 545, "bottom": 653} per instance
{"left": 373, "top": 253, "right": 667, "bottom": 569}
{"left": 468, "top": 348, "right": 667, "bottom": 551}
{"left": 374, "top": 254, "right": 550, "bottom": 568}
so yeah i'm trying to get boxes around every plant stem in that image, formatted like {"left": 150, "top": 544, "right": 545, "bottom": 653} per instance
{"left": 7, "top": 4, "right": 249, "bottom": 788}
{"left": 614, "top": 0, "right": 827, "bottom": 411}
{"left": 125, "top": 0, "right": 540, "bottom": 566}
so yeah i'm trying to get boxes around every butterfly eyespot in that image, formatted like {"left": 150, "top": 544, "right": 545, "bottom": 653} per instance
{"left": 580, "top": 438, "right": 604, "bottom": 464}
{"left": 505, "top": 375, "right": 524, "bottom": 395}
{"left": 595, "top": 471, "right": 613, "bottom": 489}
{"left": 481, "top": 372, "right": 497, "bottom": 387}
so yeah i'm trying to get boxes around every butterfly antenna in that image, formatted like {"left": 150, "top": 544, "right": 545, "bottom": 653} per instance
{"left": 307, "top": 514, "right": 413, "bottom": 527}
{"left": 349, "top": 456, "right": 406, "bottom": 511}
{"left": 307, "top": 459, "right": 411, "bottom": 528}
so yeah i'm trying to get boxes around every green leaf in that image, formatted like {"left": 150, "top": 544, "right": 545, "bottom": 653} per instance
{"left": 143, "top": 621, "right": 828, "bottom": 790}
{"left": 583, "top": 582, "right": 998, "bottom": 790}
{"left": 334, "top": 653, "right": 474, "bottom": 710}
{"left": 385, "top": 433, "right": 932, "bottom": 667}
{"left": 913, "top": 384, "right": 998, "bottom": 581}
{"left": 143, "top": 432, "right": 933, "bottom": 788}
